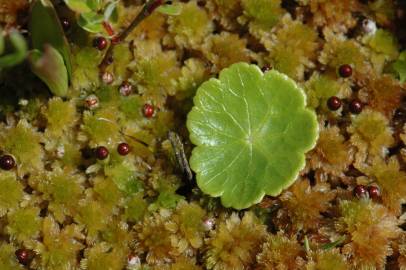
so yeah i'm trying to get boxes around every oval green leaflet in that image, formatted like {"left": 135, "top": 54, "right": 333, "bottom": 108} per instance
{"left": 30, "top": 0, "right": 72, "bottom": 79}
{"left": 187, "top": 63, "right": 319, "bottom": 209}
{"left": 0, "top": 29, "right": 28, "bottom": 69}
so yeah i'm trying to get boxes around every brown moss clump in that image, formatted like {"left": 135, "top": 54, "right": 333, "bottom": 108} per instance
{"left": 320, "top": 30, "right": 369, "bottom": 73}
{"left": 302, "top": 0, "right": 361, "bottom": 32}
{"left": 309, "top": 126, "right": 354, "bottom": 176}
{"left": 202, "top": 32, "right": 251, "bottom": 72}
{"left": 279, "top": 179, "right": 335, "bottom": 232}
{"left": 361, "top": 157, "right": 406, "bottom": 215}
{"left": 135, "top": 210, "right": 180, "bottom": 265}
{"left": 336, "top": 199, "right": 400, "bottom": 269}
{"left": 205, "top": 212, "right": 267, "bottom": 270}
{"left": 359, "top": 74, "right": 403, "bottom": 117}
{"left": 206, "top": 0, "right": 242, "bottom": 31}
{"left": 265, "top": 15, "right": 319, "bottom": 81}
{"left": 348, "top": 109, "right": 394, "bottom": 165}
{"left": 256, "top": 232, "right": 305, "bottom": 270}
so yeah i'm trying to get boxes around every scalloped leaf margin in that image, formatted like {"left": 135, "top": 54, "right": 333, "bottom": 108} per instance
{"left": 187, "top": 63, "right": 319, "bottom": 209}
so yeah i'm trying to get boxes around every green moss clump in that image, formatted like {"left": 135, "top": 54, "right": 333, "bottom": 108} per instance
{"left": 104, "top": 161, "right": 143, "bottom": 195}
{"left": 1, "top": 120, "right": 44, "bottom": 173}
{"left": 74, "top": 199, "right": 111, "bottom": 238}
{"left": 36, "top": 169, "right": 84, "bottom": 222}
{"left": 71, "top": 47, "right": 102, "bottom": 91}
{"left": 44, "top": 97, "right": 77, "bottom": 136}
{"left": 168, "top": 1, "right": 214, "bottom": 48}
{"left": 124, "top": 193, "right": 148, "bottom": 223}
{"left": 0, "top": 172, "right": 23, "bottom": 216}
{"left": 82, "top": 109, "right": 121, "bottom": 145}
{"left": 241, "top": 0, "right": 284, "bottom": 29}
{"left": 0, "top": 244, "right": 24, "bottom": 270}
{"left": 40, "top": 217, "right": 84, "bottom": 270}
{"left": 305, "top": 73, "right": 342, "bottom": 110}
{"left": 83, "top": 244, "right": 126, "bottom": 270}
{"left": 6, "top": 206, "right": 41, "bottom": 242}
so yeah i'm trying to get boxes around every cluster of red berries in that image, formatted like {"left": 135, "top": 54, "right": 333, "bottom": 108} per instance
{"left": 95, "top": 142, "right": 131, "bottom": 160}
{"left": 326, "top": 64, "right": 364, "bottom": 114}
{"left": 327, "top": 96, "right": 363, "bottom": 114}
{"left": 354, "top": 184, "right": 381, "bottom": 200}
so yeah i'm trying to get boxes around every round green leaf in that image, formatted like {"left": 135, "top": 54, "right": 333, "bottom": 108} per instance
{"left": 187, "top": 63, "right": 319, "bottom": 209}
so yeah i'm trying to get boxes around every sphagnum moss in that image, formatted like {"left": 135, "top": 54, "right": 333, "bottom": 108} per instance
{"left": 0, "top": 0, "right": 405, "bottom": 269}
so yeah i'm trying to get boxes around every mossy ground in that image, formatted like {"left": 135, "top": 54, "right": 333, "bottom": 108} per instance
{"left": 0, "top": 0, "right": 406, "bottom": 269}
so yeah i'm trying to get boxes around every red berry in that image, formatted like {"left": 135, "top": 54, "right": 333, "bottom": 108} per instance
{"left": 354, "top": 184, "right": 368, "bottom": 198}
{"left": 368, "top": 185, "right": 380, "bottom": 200}
{"left": 93, "top": 36, "right": 108, "bottom": 50}
{"left": 0, "top": 155, "right": 15, "bottom": 170}
{"left": 117, "top": 142, "right": 131, "bottom": 156}
{"left": 143, "top": 104, "right": 154, "bottom": 118}
{"left": 338, "top": 64, "right": 353, "bottom": 78}
{"left": 349, "top": 99, "right": 363, "bottom": 114}
{"left": 61, "top": 18, "right": 70, "bottom": 31}
{"left": 95, "top": 146, "right": 109, "bottom": 160}
{"left": 15, "top": 248, "right": 34, "bottom": 266}
{"left": 327, "top": 96, "right": 342, "bottom": 111}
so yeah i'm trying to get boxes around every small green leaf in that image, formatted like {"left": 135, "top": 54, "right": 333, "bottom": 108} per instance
{"left": 78, "top": 12, "right": 104, "bottom": 33}
{"left": 187, "top": 63, "right": 319, "bottom": 209}
{"left": 0, "top": 30, "right": 27, "bottom": 69}
{"left": 394, "top": 51, "right": 406, "bottom": 83}
{"left": 29, "top": 45, "right": 68, "bottom": 97}
{"left": 157, "top": 3, "right": 183, "bottom": 16}
{"left": 104, "top": 162, "right": 143, "bottom": 195}
{"left": 0, "top": 31, "right": 4, "bottom": 55}
{"left": 104, "top": 1, "right": 118, "bottom": 22}
{"left": 63, "top": 0, "right": 92, "bottom": 13}
{"left": 30, "top": 0, "right": 72, "bottom": 79}
{"left": 321, "top": 236, "right": 346, "bottom": 250}
{"left": 86, "top": 0, "right": 101, "bottom": 11}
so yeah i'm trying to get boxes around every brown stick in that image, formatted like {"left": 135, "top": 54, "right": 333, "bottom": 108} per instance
{"left": 98, "top": 0, "right": 163, "bottom": 72}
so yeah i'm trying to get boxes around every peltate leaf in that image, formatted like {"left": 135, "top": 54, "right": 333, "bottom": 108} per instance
{"left": 30, "top": 0, "right": 72, "bottom": 79}
{"left": 187, "top": 63, "right": 319, "bottom": 209}
{"left": 0, "top": 30, "right": 27, "bottom": 69}
{"left": 157, "top": 3, "right": 183, "bottom": 16}
{"left": 29, "top": 45, "right": 68, "bottom": 97}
